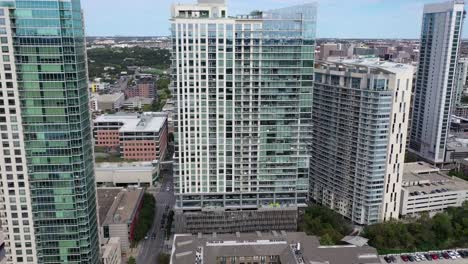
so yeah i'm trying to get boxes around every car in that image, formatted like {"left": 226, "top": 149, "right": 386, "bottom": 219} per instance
{"left": 446, "top": 251, "right": 457, "bottom": 260}
{"left": 144, "top": 236, "right": 148, "bottom": 240}
{"left": 166, "top": 187, "right": 170, "bottom": 192}
{"left": 401, "top": 255, "right": 409, "bottom": 262}
{"left": 459, "top": 250, "right": 468, "bottom": 258}
{"left": 384, "top": 256, "right": 391, "bottom": 263}
{"left": 424, "top": 254, "right": 432, "bottom": 261}
{"left": 389, "top": 256, "right": 397, "bottom": 263}
{"left": 408, "top": 255, "right": 415, "bottom": 262}
{"left": 442, "top": 252, "right": 450, "bottom": 259}
{"left": 430, "top": 253, "right": 439, "bottom": 260}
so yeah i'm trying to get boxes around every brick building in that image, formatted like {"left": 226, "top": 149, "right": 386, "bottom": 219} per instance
{"left": 124, "top": 78, "right": 155, "bottom": 99}
{"left": 94, "top": 112, "right": 168, "bottom": 161}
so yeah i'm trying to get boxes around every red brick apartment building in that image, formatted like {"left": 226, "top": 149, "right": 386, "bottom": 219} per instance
{"left": 94, "top": 112, "right": 168, "bottom": 161}
{"left": 124, "top": 78, "right": 155, "bottom": 99}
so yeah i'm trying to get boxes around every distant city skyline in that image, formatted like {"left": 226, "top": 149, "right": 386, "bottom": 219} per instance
{"left": 82, "top": 0, "right": 468, "bottom": 38}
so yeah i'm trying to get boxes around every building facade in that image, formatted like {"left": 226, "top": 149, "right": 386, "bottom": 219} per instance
{"left": 94, "top": 112, "right": 168, "bottom": 162}
{"left": 124, "top": 78, "right": 155, "bottom": 99}
{"left": 171, "top": 0, "right": 315, "bottom": 232}
{"left": 0, "top": 1, "right": 100, "bottom": 263}
{"left": 453, "top": 57, "right": 468, "bottom": 108}
{"left": 310, "top": 59, "right": 414, "bottom": 224}
{"left": 410, "top": 1, "right": 465, "bottom": 164}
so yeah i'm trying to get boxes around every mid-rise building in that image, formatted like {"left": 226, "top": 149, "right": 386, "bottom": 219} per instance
{"left": 171, "top": 0, "right": 315, "bottom": 232}
{"left": 320, "top": 43, "right": 339, "bottom": 60}
{"left": 311, "top": 59, "right": 414, "bottom": 224}
{"left": 124, "top": 78, "right": 155, "bottom": 99}
{"left": 0, "top": 1, "right": 100, "bottom": 263}
{"left": 97, "top": 188, "right": 144, "bottom": 254}
{"left": 410, "top": 1, "right": 465, "bottom": 164}
{"left": 94, "top": 112, "right": 168, "bottom": 162}
{"left": 400, "top": 162, "right": 468, "bottom": 216}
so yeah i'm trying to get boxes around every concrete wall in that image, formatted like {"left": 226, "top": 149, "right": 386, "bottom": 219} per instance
{"left": 95, "top": 168, "right": 154, "bottom": 187}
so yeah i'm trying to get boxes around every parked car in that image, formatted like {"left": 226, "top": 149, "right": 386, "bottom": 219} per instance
{"left": 408, "top": 255, "right": 415, "bottom": 262}
{"left": 442, "top": 252, "right": 450, "bottom": 259}
{"left": 401, "top": 255, "right": 409, "bottom": 262}
{"left": 424, "top": 253, "right": 432, "bottom": 261}
{"left": 384, "top": 256, "right": 391, "bottom": 263}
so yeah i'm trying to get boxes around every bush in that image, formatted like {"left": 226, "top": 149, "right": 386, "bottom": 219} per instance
{"left": 300, "top": 205, "right": 352, "bottom": 245}
{"left": 127, "top": 256, "right": 136, "bottom": 264}
{"left": 133, "top": 193, "right": 156, "bottom": 242}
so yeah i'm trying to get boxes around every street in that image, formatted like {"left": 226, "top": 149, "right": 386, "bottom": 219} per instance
{"left": 136, "top": 166, "right": 175, "bottom": 264}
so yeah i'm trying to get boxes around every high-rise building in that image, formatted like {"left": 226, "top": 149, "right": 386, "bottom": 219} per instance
{"left": 410, "top": 1, "right": 465, "bottom": 164}
{"left": 453, "top": 57, "right": 468, "bottom": 108}
{"left": 310, "top": 59, "right": 414, "bottom": 225}
{"left": 0, "top": 1, "right": 100, "bottom": 263}
{"left": 171, "top": 0, "right": 315, "bottom": 232}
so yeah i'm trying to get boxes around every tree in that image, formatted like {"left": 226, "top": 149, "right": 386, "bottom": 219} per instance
{"left": 300, "top": 205, "right": 352, "bottom": 245}
{"left": 320, "top": 233, "right": 334, "bottom": 245}
{"left": 158, "top": 253, "right": 170, "bottom": 264}
{"left": 128, "top": 256, "right": 136, "bottom": 264}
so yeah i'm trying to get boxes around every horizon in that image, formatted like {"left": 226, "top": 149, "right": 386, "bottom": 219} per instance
{"left": 81, "top": 0, "right": 468, "bottom": 39}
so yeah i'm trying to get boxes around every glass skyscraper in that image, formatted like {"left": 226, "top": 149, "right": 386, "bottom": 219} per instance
{"left": 171, "top": 0, "right": 315, "bottom": 232}
{"left": 0, "top": 1, "right": 99, "bottom": 263}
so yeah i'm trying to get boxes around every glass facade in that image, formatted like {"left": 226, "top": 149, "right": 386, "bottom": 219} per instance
{"left": 172, "top": 4, "right": 315, "bottom": 211}
{"left": 0, "top": 0, "right": 99, "bottom": 263}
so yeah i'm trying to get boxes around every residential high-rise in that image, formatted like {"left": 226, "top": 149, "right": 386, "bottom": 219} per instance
{"left": 171, "top": 0, "right": 315, "bottom": 232}
{"left": 410, "top": 1, "right": 465, "bottom": 164}
{"left": 310, "top": 59, "right": 414, "bottom": 225}
{"left": 453, "top": 57, "right": 468, "bottom": 108}
{"left": 0, "top": 1, "right": 100, "bottom": 263}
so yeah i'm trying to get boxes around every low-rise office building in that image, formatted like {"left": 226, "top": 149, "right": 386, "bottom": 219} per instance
{"left": 95, "top": 161, "right": 159, "bottom": 187}
{"left": 94, "top": 112, "right": 168, "bottom": 161}
{"left": 171, "top": 232, "right": 380, "bottom": 264}
{"left": 400, "top": 162, "right": 468, "bottom": 216}
{"left": 98, "top": 188, "right": 144, "bottom": 253}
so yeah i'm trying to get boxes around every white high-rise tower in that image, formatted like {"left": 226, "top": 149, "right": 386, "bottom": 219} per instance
{"left": 410, "top": 1, "right": 465, "bottom": 164}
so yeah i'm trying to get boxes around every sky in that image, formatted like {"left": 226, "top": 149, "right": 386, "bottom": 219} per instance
{"left": 81, "top": 0, "right": 468, "bottom": 39}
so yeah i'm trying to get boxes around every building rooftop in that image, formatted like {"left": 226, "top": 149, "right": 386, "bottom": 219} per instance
{"left": 98, "top": 187, "right": 144, "bottom": 226}
{"left": 403, "top": 162, "right": 468, "bottom": 194}
{"left": 171, "top": 232, "right": 380, "bottom": 264}
{"left": 124, "top": 97, "right": 154, "bottom": 105}
{"left": 327, "top": 57, "right": 414, "bottom": 75}
{"left": 96, "top": 93, "right": 124, "bottom": 102}
{"left": 94, "top": 112, "right": 167, "bottom": 133}
{"left": 95, "top": 161, "right": 155, "bottom": 169}
{"left": 97, "top": 188, "right": 122, "bottom": 224}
